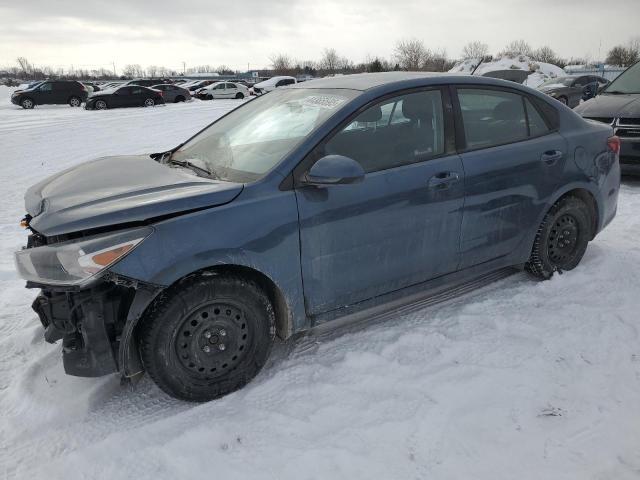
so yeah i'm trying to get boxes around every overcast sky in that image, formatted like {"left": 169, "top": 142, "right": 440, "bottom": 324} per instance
{"left": 1, "top": 0, "right": 638, "bottom": 73}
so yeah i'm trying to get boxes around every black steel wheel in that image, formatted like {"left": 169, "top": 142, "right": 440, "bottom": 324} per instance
{"left": 526, "top": 196, "right": 592, "bottom": 279}
{"left": 139, "top": 274, "right": 275, "bottom": 401}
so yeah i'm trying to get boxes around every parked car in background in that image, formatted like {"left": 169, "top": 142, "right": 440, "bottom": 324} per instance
{"left": 196, "top": 81, "right": 249, "bottom": 100}
{"left": 16, "top": 73, "right": 619, "bottom": 401}
{"left": 575, "top": 61, "right": 640, "bottom": 175}
{"left": 186, "top": 80, "right": 217, "bottom": 92}
{"left": 251, "top": 76, "right": 297, "bottom": 95}
{"left": 85, "top": 85, "right": 164, "bottom": 110}
{"left": 125, "top": 78, "right": 174, "bottom": 87}
{"left": 11, "top": 80, "right": 88, "bottom": 109}
{"left": 82, "top": 82, "right": 101, "bottom": 92}
{"left": 537, "top": 75, "right": 609, "bottom": 108}
{"left": 151, "top": 84, "right": 191, "bottom": 103}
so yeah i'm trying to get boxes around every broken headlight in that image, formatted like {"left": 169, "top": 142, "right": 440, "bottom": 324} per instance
{"left": 14, "top": 226, "right": 153, "bottom": 287}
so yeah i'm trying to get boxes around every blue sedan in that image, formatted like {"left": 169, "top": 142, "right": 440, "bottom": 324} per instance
{"left": 16, "top": 72, "right": 620, "bottom": 401}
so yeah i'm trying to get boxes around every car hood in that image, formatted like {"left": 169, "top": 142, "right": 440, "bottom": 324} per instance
{"left": 26, "top": 155, "right": 243, "bottom": 236}
{"left": 574, "top": 93, "right": 640, "bottom": 117}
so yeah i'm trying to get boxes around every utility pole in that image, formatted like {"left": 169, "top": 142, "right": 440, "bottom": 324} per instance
{"left": 112, "top": 61, "right": 116, "bottom": 77}
{"left": 182, "top": 61, "right": 186, "bottom": 74}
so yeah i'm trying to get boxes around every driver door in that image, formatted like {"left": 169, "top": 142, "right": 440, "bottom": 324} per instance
{"left": 294, "top": 88, "right": 465, "bottom": 316}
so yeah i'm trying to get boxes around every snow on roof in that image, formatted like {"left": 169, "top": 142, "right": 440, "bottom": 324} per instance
{"left": 449, "top": 55, "right": 565, "bottom": 88}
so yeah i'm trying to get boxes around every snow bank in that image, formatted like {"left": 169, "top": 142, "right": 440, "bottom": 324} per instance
{"left": 449, "top": 55, "right": 565, "bottom": 88}
{"left": 1, "top": 99, "right": 640, "bottom": 480}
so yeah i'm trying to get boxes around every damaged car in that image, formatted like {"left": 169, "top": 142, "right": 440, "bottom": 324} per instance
{"left": 15, "top": 73, "right": 620, "bottom": 401}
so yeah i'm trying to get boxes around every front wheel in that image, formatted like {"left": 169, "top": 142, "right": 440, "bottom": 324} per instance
{"left": 21, "top": 98, "right": 34, "bottom": 109}
{"left": 94, "top": 100, "right": 107, "bottom": 110}
{"left": 144, "top": 98, "right": 155, "bottom": 107}
{"left": 139, "top": 275, "right": 275, "bottom": 401}
{"left": 526, "top": 196, "right": 592, "bottom": 279}
{"left": 557, "top": 96, "right": 568, "bottom": 106}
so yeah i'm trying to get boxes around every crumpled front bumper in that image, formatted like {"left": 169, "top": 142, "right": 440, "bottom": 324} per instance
{"left": 32, "top": 282, "right": 135, "bottom": 377}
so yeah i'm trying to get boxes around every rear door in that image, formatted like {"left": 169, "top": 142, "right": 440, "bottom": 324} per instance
{"left": 295, "top": 88, "right": 465, "bottom": 315}
{"left": 454, "top": 86, "right": 567, "bottom": 268}
{"left": 225, "top": 83, "right": 238, "bottom": 98}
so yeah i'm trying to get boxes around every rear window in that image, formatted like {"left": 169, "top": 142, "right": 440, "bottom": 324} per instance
{"left": 458, "top": 88, "right": 555, "bottom": 150}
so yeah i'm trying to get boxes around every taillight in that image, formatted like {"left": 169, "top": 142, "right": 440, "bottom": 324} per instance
{"left": 607, "top": 136, "right": 620, "bottom": 155}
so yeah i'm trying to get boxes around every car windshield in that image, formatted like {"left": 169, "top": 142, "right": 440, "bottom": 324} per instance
{"left": 603, "top": 61, "right": 640, "bottom": 94}
{"left": 171, "top": 88, "right": 358, "bottom": 182}
{"left": 540, "top": 77, "right": 573, "bottom": 87}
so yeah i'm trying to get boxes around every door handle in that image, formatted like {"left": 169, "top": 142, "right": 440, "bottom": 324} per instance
{"left": 541, "top": 150, "right": 563, "bottom": 165}
{"left": 428, "top": 171, "right": 460, "bottom": 190}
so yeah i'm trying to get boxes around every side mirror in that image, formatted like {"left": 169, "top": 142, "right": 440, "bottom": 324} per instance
{"left": 303, "top": 155, "right": 365, "bottom": 186}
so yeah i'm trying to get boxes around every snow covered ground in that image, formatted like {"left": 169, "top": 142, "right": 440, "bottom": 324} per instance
{"left": 1, "top": 85, "right": 640, "bottom": 480}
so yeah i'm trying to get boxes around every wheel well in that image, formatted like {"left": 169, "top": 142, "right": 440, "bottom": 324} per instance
{"left": 165, "top": 265, "right": 292, "bottom": 340}
{"left": 556, "top": 188, "right": 598, "bottom": 239}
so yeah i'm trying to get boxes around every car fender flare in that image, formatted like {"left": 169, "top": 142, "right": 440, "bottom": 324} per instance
{"left": 520, "top": 181, "right": 602, "bottom": 263}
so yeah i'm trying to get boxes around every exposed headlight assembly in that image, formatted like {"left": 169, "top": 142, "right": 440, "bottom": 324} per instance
{"left": 14, "top": 226, "right": 152, "bottom": 287}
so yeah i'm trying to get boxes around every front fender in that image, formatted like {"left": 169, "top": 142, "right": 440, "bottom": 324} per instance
{"left": 109, "top": 188, "right": 307, "bottom": 334}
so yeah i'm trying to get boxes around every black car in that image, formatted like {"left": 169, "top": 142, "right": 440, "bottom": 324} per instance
{"left": 11, "top": 80, "right": 89, "bottom": 109}
{"left": 575, "top": 61, "right": 640, "bottom": 175}
{"left": 538, "top": 75, "right": 609, "bottom": 108}
{"left": 85, "top": 85, "right": 165, "bottom": 110}
{"left": 125, "top": 78, "right": 174, "bottom": 87}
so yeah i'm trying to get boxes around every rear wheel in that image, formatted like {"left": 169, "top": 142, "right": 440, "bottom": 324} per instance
{"left": 94, "top": 100, "right": 107, "bottom": 110}
{"left": 174, "top": 95, "right": 185, "bottom": 103}
{"left": 235, "top": 92, "right": 245, "bottom": 99}
{"left": 144, "top": 98, "right": 155, "bottom": 107}
{"left": 68, "top": 96, "right": 81, "bottom": 107}
{"left": 139, "top": 275, "right": 275, "bottom": 401}
{"left": 20, "top": 98, "right": 34, "bottom": 109}
{"left": 526, "top": 196, "right": 592, "bottom": 279}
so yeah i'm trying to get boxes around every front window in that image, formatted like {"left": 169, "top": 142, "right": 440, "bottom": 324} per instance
{"left": 171, "top": 88, "right": 358, "bottom": 182}
{"left": 603, "top": 61, "right": 640, "bottom": 94}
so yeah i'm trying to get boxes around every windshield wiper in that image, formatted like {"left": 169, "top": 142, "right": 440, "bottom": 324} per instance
{"left": 169, "top": 159, "right": 219, "bottom": 179}
{"left": 603, "top": 90, "right": 631, "bottom": 95}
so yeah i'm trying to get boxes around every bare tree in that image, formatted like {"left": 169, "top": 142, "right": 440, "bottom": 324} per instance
{"left": 122, "top": 64, "right": 143, "bottom": 78}
{"left": 16, "top": 57, "right": 32, "bottom": 75}
{"left": 531, "top": 46, "right": 559, "bottom": 64}
{"left": 500, "top": 39, "right": 533, "bottom": 57}
{"left": 394, "top": 38, "right": 430, "bottom": 70}
{"left": 319, "top": 48, "right": 340, "bottom": 73}
{"left": 461, "top": 41, "right": 489, "bottom": 60}
{"left": 147, "top": 65, "right": 159, "bottom": 77}
{"left": 606, "top": 45, "right": 639, "bottom": 66}
{"left": 269, "top": 53, "right": 293, "bottom": 75}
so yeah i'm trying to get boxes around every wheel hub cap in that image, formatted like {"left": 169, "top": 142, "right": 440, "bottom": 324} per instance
{"left": 548, "top": 214, "right": 579, "bottom": 266}
{"left": 175, "top": 303, "right": 249, "bottom": 377}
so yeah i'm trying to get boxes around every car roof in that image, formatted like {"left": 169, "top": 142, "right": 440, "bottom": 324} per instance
{"left": 290, "top": 71, "right": 526, "bottom": 91}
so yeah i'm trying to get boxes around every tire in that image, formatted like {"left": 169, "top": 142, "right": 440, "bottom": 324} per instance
{"left": 557, "top": 96, "right": 568, "bottom": 106}
{"left": 68, "top": 96, "right": 82, "bottom": 107}
{"left": 95, "top": 100, "right": 107, "bottom": 110}
{"left": 20, "top": 97, "right": 34, "bottom": 109}
{"left": 207, "top": 94, "right": 213, "bottom": 101}
{"left": 525, "top": 196, "right": 592, "bottom": 279}
{"left": 139, "top": 275, "right": 276, "bottom": 402}
{"left": 235, "top": 92, "right": 245, "bottom": 99}
{"left": 174, "top": 95, "right": 185, "bottom": 103}
{"left": 144, "top": 98, "right": 155, "bottom": 107}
